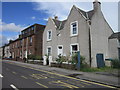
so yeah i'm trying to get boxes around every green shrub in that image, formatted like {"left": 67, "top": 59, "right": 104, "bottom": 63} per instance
{"left": 27, "top": 55, "right": 41, "bottom": 60}
{"left": 111, "top": 59, "right": 120, "bottom": 69}
{"left": 35, "top": 56, "right": 41, "bottom": 60}
{"left": 70, "top": 53, "right": 89, "bottom": 69}
{"left": 56, "top": 55, "right": 68, "bottom": 67}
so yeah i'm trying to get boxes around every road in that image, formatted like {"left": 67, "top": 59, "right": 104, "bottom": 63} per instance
{"left": 1, "top": 60, "right": 117, "bottom": 89}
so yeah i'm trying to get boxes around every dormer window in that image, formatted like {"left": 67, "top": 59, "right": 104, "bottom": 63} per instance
{"left": 47, "top": 30, "right": 52, "bottom": 41}
{"left": 70, "top": 21, "right": 78, "bottom": 36}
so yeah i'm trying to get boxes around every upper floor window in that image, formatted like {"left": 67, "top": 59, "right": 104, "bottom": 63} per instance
{"left": 47, "top": 30, "right": 52, "bottom": 41}
{"left": 31, "top": 26, "right": 34, "bottom": 31}
{"left": 70, "top": 21, "right": 78, "bottom": 36}
{"left": 118, "top": 39, "right": 120, "bottom": 46}
{"left": 20, "top": 40, "right": 22, "bottom": 47}
{"left": 29, "top": 36, "right": 32, "bottom": 45}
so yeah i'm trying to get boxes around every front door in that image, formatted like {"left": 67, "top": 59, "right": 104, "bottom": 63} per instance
{"left": 96, "top": 53, "right": 105, "bottom": 68}
{"left": 58, "top": 46, "right": 63, "bottom": 56}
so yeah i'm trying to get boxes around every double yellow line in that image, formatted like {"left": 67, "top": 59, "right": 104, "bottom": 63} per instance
{"left": 6, "top": 62, "right": 117, "bottom": 89}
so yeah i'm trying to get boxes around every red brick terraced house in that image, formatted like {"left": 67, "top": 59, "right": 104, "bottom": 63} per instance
{"left": 9, "top": 24, "right": 45, "bottom": 61}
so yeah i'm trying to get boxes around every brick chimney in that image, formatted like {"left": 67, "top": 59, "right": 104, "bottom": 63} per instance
{"left": 93, "top": 0, "right": 101, "bottom": 11}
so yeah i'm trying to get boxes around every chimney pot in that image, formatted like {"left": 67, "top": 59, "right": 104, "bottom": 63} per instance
{"left": 54, "top": 16, "right": 58, "bottom": 20}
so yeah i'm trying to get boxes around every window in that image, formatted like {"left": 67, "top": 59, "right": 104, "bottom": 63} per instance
{"left": 47, "top": 47, "right": 52, "bottom": 55}
{"left": 31, "top": 26, "right": 34, "bottom": 31}
{"left": 47, "top": 30, "right": 52, "bottom": 41}
{"left": 70, "top": 43, "right": 79, "bottom": 54}
{"left": 71, "top": 21, "right": 78, "bottom": 36}
{"left": 29, "top": 37, "right": 32, "bottom": 45}
{"left": 16, "top": 43, "right": 17, "bottom": 48}
{"left": 118, "top": 39, "right": 120, "bottom": 46}
{"left": 20, "top": 40, "right": 22, "bottom": 47}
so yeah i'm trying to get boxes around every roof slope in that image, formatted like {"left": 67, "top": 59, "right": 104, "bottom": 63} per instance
{"left": 52, "top": 5, "right": 95, "bottom": 30}
{"left": 52, "top": 19, "right": 67, "bottom": 30}
{"left": 109, "top": 32, "right": 120, "bottom": 39}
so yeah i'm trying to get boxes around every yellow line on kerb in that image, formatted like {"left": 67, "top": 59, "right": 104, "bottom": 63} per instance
{"left": 7, "top": 62, "right": 116, "bottom": 89}
{"left": 36, "top": 82, "right": 48, "bottom": 88}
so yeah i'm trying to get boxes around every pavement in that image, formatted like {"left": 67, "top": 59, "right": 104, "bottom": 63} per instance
{"left": 1, "top": 60, "right": 120, "bottom": 89}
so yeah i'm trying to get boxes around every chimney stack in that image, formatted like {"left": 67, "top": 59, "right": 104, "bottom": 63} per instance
{"left": 54, "top": 16, "right": 58, "bottom": 20}
{"left": 93, "top": 0, "right": 101, "bottom": 11}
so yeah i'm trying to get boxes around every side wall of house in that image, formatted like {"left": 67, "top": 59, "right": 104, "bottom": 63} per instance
{"left": 108, "top": 39, "right": 119, "bottom": 59}
{"left": 90, "top": 7, "right": 113, "bottom": 67}
{"left": 43, "top": 18, "right": 58, "bottom": 61}
{"left": 62, "top": 6, "right": 90, "bottom": 64}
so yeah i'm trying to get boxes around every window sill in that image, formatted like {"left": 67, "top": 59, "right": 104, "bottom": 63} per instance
{"left": 70, "top": 34, "right": 78, "bottom": 37}
{"left": 47, "top": 39, "right": 52, "bottom": 42}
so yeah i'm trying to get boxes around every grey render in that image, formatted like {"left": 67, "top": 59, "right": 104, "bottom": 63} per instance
{"left": 0, "top": 47, "right": 3, "bottom": 58}
{"left": 43, "top": 1, "right": 119, "bottom": 67}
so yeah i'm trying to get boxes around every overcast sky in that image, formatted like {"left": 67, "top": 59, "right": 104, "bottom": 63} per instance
{"left": 0, "top": 0, "right": 119, "bottom": 46}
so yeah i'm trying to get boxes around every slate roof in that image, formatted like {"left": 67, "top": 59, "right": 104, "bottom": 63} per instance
{"left": 52, "top": 5, "right": 95, "bottom": 30}
{"left": 109, "top": 32, "right": 120, "bottom": 39}
{"left": 52, "top": 19, "right": 67, "bottom": 30}
{"left": 77, "top": 7, "right": 94, "bottom": 20}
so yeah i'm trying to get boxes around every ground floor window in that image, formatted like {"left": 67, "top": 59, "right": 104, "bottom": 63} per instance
{"left": 70, "top": 43, "right": 79, "bottom": 54}
{"left": 47, "top": 46, "right": 52, "bottom": 56}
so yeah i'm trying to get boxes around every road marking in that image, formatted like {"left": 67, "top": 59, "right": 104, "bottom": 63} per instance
{"left": 0, "top": 74, "right": 3, "bottom": 78}
{"left": 49, "top": 80, "right": 79, "bottom": 88}
{"left": 12, "top": 72, "right": 17, "bottom": 74}
{"left": 36, "top": 82, "right": 48, "bottom": 88}
{"left": 6, "top": 62, "right": 116, "bottom": 89}
{"left": 10, "top": 84, "right": 19, "bottom": 90}
{"left": 21, "top": 76, "right": 28, "bottom": 79}
{"left": 30, "top": 74, "right": 48, "bottom": 79}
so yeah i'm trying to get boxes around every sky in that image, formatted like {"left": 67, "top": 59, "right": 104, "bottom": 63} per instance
{"left": 0, "top": 0, "right": 119, "bottom": 46}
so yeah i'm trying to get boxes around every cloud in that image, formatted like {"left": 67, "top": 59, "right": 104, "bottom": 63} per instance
{"left": 0, "top": 19, "right": 26, "bottom": 32}
{"left": 31, "top": 16, "right": 36, "bottom": 20}
{"left": 0, "top": 34, "right": 8, "bottom": 46}
{"left": 32, "top": 2, "right": 118, "bottom": 32}
{"left": 43, "top": 18, "right": 48, "bottom": 21}
{"left": 32, "top": 2, "right": 88, "bottom": 20}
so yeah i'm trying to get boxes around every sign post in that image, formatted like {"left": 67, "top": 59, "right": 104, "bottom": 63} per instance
{"left": 76, "top": 51, "right": 80, "bottom": 70}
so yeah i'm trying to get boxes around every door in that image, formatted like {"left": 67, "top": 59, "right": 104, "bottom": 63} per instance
{"left": 57, "top": 46, "right": 63, "bottom": 56}
{"left": 96, "top": 53, "right": 105, "bottom": 68}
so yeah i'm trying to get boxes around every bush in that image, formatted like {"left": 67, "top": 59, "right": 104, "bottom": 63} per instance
{"left": 70, "top": 53, "right": 88, "bottom": 69}
{"left": 35, "top": 56, "right": 42, "bottom": 60}
{"left": 27, "top": 54, "right": 41, "bottom": 60}
{"left": 111, "top": 59, "right": 120, "bottom": 69}
{"left": 56, "top": 55, "right": 68, "bottom": 67}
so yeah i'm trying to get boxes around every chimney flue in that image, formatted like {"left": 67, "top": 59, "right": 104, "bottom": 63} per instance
{"left": 93, "top": 0, "right": 101, "bottom": 11}
{"left": 54, "top": 16, "right": 58, "bottom": 20}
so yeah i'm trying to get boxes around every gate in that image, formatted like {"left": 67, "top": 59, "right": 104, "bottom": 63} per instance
{"left": 96, "top": 53, "right": 105, "bottom": 68}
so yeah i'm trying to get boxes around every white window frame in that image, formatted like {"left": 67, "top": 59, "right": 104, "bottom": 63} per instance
{"left": 70, "top": 43, "right": 79, "bottom": 55}
{"left": 47, "top": 30, "right": 52, "bottom": 41}
{"left": 47, "top": 46, "right": 52, "bottom": 56}
{"left": 70, "top": 21, "right": 78, "bottom": 36}
{"left": 57, "top": 45, "right": 63, "bottom": 56}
